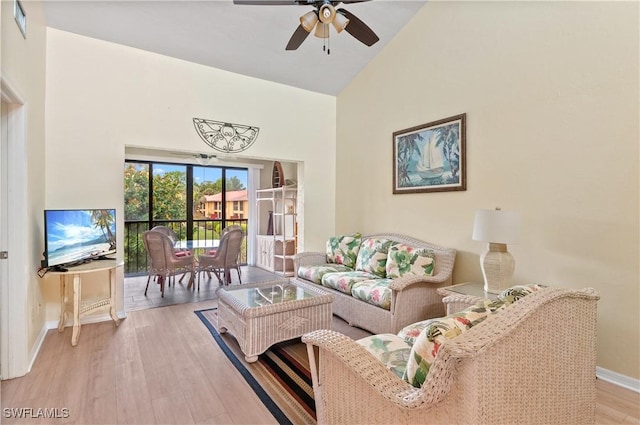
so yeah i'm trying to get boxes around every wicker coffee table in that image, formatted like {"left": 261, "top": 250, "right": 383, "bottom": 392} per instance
{"left": 217, "top": 279, "right": 334, "bottom": 362}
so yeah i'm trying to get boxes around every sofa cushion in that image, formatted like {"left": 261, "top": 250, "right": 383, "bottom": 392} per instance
{"left": 351, "top": 278, "right": 393, "bottom": 310}
{"left": 356, "top": 334, "right": 411, "bottom": 379}
{"left": 386, "top": 244, "right": 435, "bottom": 279}
{"left": 355, "top": 238, "right": 394, "bottom": 277}
{"left": 297, "top": 264, "right": 354, "bottom": 285}
{"left": 321, "top": 271, "right": 377, "bottom": 294}
{"left": 326, "top": 233, "right": 362, "bottom": 269}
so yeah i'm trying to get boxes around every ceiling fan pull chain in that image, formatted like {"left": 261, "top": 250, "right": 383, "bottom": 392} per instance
{"left": 322, "top": 23, "right": 326, "bottom": 53}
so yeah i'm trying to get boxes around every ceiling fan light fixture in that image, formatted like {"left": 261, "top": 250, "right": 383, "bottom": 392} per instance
{"left": 314, "top": 22, "right": 330, "bottom": 38}
{"left": 299, "top": 10, "right": 318, "bottom": 32}
{"left": 331, "top": 12, "right": 349, "bottom": 33}
{"left": 318, "top": 3, "right": 336, "bottom": 23}
{"left": 195, "top": 153, "right": 218, "bottom": 166}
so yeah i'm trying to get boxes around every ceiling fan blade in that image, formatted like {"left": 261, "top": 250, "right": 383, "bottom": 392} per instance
{"left": 337, "top": 8, "right": 379, "bottom": 46}
{"left": 286, "top": 24, "right": 311, "bottom": 50}
{"left": 233, "top": 0, "right": 298, "bottom": 5}
{"left": 233, "top": 0, "right": 315, "bottom": 5}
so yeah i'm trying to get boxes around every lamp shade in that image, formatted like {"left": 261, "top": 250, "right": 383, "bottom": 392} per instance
{"left": 331, "top": 12, "right": 349, "bottom": 33}
{"left": 472, "top": 208, "right": 521, "bottom": 244}
{"left": 314, "top": 23, "right": 330, "bottom": 38}
{"left": 300, "top": 11, "right": 318, "bottom": 32}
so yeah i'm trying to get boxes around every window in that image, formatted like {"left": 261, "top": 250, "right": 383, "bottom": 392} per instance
{"left": 123, "top": 160, "right": 249, "bottom": 274}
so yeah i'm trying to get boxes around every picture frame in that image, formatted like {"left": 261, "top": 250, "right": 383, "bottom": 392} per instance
{"left": 393, "top": 113, "right": 466, "bottom": 194}
{"left": 14, "top": 0, "right": 27, "bottom": 38}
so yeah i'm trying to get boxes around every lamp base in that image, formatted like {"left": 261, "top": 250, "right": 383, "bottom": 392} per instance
{"left": 480, "top": 243, "right": 515, "bottom": 294}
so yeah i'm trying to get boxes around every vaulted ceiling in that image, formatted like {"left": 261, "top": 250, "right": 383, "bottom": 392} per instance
{"left": 42, "top": 0, "right": 426, "bottom": 96}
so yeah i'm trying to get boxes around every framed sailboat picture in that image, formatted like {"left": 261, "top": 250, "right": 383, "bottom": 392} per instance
{"left": 393, "top": 114, "right": 466, "bottom": 194}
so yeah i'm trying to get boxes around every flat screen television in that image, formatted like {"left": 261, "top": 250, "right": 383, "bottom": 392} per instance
{"left": 43, "top": 208, "right": 117, "bottom": 268}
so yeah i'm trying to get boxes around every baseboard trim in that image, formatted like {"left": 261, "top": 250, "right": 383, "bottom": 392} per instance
{"left": 27, "top": 323, "right": 49, "bottom": 376}
{"left": 597, "top": 366, "right": 640, "bottom": 393}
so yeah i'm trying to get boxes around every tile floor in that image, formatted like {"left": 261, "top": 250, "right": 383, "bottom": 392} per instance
{"left": 124, "top": 266, "right": 282, "bottom": 312}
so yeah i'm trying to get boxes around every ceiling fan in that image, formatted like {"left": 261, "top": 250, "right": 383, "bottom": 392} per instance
{"left": 233, "top": 0, "right": 380, "bottom": 52}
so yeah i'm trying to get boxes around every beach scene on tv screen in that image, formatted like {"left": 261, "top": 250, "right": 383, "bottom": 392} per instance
{"left": 46, "top": 209, "right": 116, "bottom": 266}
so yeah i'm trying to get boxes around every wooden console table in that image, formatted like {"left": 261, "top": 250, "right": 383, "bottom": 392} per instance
{"left": 49, "top": 259, "right": 123, "bottom": 346}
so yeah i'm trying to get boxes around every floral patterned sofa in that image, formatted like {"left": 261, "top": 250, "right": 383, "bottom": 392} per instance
{"left": 303, "top": 285, "right": 600, "bottom": 425}
{"left": 293, "top": 233, "right": 456, "bottom": 335}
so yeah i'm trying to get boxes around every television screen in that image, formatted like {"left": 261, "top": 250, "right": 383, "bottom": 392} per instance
{"left": 43, "top": 209, "right": 117, "bottom": 268}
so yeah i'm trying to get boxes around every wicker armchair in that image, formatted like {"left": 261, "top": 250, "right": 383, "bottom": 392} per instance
{"left": 294, "top": 233, "right": 456, "bottom": 334}
{"left": 302, "top": 287, "right": 599, "bottom": 425}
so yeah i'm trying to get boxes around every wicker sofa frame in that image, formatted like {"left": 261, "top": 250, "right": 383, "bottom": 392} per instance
{"left": 302, "top": 287, "right": 599, "bottom": 425}
{"left": 293, "top": 233, "right": 456, "bottom": 335}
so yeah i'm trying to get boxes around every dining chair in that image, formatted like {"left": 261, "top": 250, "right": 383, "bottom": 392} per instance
{"left": 219, "top": 225, "right": 244, "bottom": 280}
{"left": 142, "top": 230, "right": 196, "bottom": 297}
{"left": 150, "top": 225, "right": 191, "bottom": 257}
{"left": 149, "top": 225, "right": 192, "bottom": 285}
{"left": 197, "top": 227, "right": 244, "bottom": 289}
{"left": 206, "top": 225, "right": 244, "bottom": 279}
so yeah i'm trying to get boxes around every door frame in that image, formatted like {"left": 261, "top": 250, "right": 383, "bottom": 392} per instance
{"left": 1, "top": 77, "right": 29, "bottom": 379}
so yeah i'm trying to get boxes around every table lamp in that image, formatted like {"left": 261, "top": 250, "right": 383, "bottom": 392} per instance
{"left": 472, "top": 207, "right": 521, "bottom": 294}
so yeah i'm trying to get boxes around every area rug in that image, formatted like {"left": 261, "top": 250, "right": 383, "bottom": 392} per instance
{"left": 195, "top": 308, "right": 316, "bottom": 425}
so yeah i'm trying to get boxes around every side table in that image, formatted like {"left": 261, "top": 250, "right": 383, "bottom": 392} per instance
{"left": 48, "top": 259, "right": 123, "bottom": 346}
{"left": 437, "top": 282, "right": 497, "bottom": 314}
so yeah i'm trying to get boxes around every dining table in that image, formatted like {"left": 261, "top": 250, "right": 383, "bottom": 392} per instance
{"left": 174, "top": 239, "right": 222, "bottom": 286}
{"left": 174, "top": 239, "right": 220, "bottom": 251}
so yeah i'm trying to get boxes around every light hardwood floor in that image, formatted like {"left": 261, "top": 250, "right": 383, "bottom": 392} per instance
{"left": 1, "top": 271, "right": 639, "bottom": 424}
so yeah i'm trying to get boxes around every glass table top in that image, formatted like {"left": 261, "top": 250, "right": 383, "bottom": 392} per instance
{"left": 224, "top": 281, "right": 320, "bottom": 308}
{"left": 446, "top": 281, "right": 498, "bottom": 299}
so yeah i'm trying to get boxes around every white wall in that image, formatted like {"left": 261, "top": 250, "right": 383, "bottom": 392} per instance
{"left": 43, "top": 28, "right": 336, "bottom": 321}
{"left": 336, "top": 2, "right": 639, "bottom": 379}
{"left": 1, "top": 0, "right": 47, "bottom": 377}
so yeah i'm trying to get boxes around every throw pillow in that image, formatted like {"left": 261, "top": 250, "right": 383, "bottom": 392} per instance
{"left": 498, "top": 284, "right": 547, "bottom": 303}
{"left": 355, "top": 238, "right": 394, "bottom": 277}
{"left": 403, "top": 305, "right": 490, "bottom": 388}
{"left": 326, "top": 233, "right": 362, "bottom": 269}
{"left": 357, "top": 334, "right": 412, "bottom": 379}
{"left": 403, "top": 284, "right": 547, "bottom": 388}
{"left": 397, "top": 319, "right": 434, "bottom": 347}
{"left": 386, "top": 244, "right": 435, "bottom": 279}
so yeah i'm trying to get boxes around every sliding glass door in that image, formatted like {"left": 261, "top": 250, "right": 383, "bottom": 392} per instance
{"left": 124, "top": 160, "right": 248, "bottom": 275}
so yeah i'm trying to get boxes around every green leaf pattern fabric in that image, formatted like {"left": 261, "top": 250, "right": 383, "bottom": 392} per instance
{"left": 402, "top": 283, "right": 546, "bottom": 388}
{"left": 499, "top": 284, "right": 546, "bottom": 303}
{"left": 386, "top": 244, "right": 435, "bottom": 279}
{"left": 297, "top": 264, "right": 354, "bottom": 285}
{"left": 355, "top": 238, "right": 393, "bottom": 277}
{"left": 356, "top": 334, "right": 411, "bottom": 379}
{"left": 403, "top": 307, "right": 491, "bottom": 388}
{"left": 351, "top": 278, "right": 393, "bottom": 310}
{"left": 321, "top": 271, "right": 377, "bottom": 294}
{"left": 397, "top": 319, "right": 434, "bottom": 346}
{"left": 326, "top": 233, "right": 362, "bottom": 269}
